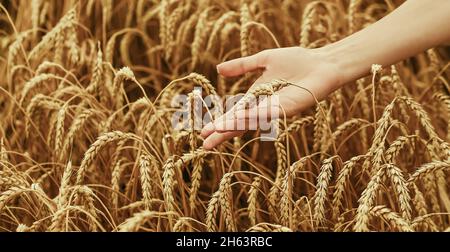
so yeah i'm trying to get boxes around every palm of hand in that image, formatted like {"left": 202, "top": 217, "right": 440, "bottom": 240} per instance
{"left": 252, "top": 47, "right": 342, "bottom": 116}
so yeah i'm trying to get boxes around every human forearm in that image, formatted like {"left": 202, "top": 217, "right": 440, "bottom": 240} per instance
{"left": 321, "top": 0, "right": 450, "bottom": 86}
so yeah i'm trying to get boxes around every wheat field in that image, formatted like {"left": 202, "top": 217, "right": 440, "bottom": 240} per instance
{"left": 0, "top": 0, "right": 449, "bottom": 232}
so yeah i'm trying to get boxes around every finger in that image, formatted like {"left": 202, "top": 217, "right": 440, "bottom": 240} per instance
{"left": 203, "top": 131, "right": 245, "bottom": 150}
{"left": 200, "top": 109, "right": 236, "bottom": 138}
{"left": 234, "top": 98, "right": 282, "bottom": 120}
{"left": 201, "top": 122, "right": 215, "bottom": 138}
{"left": 200, "top": 93, "right": 248, "bottom": 137}
{"left": 214, "top": 118, "right": 258, "bottom": 132}
{"left": 217, "top": 52, "right": 265, "bottom": 77}
{"left": 204, "top": 91, "right": 279, "bottom": 133}
{"left": 214, "top": 106, "right": 282, "bottom": 132}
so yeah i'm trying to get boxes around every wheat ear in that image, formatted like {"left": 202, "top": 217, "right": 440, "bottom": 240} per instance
{"left": 58, "top": 161, "right": 73, "bottom": 208}
{"left": 76, "top": 131, "right": 133, "bottom": 185}
{"left": 219, "top": 173, "right": 237, "bottom": 232}
{"left": 369, "top": 205, "right": 413, "bottom": 232}
{"left": 313, "top": 157, "right": 335, "bottom": 227}
{"left": 332, "top": 155, "right": 368, "bottom": 220}
{"left": 240, "top": 3, "right": 251, "bottom": 57}
{"left": 206, "top": 191, "right": 220, "bottom": 232}
{"left": 354, "top": 164, "right": 387, "bottom": 231}
{"left": 139, "top": 154, "right": 156, "bottom": 210}
{"left": 247, "top": 177, "right": 261, "bottom": 227}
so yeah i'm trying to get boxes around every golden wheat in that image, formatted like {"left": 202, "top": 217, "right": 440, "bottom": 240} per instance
{"left": 0, "top": 0, "right": 448, "bottom": 233}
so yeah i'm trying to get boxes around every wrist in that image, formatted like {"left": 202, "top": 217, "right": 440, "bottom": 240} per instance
{"left": 317, "top": 40, "right": 372, "bottom": 87}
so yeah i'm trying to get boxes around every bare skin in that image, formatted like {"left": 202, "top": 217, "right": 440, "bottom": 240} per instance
{"left": 201, "top": 0, "right": 450, "bottom": 150}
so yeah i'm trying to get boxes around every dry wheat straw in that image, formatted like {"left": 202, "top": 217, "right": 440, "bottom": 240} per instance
{"left": 111, "top": 157, "right": 125, "bottom": 209}
{"left": 7, "top": 31, "right": 31, "bottom": 68}
{"left": 0, "top": 171, "right": 28, "bottom": 190}
{"left": 434, "top": 93, "right": 450, "bottom": 140}
{"left": 73, "top": 186, "right": 98, "bottom": 231}
{"left": 348, "top": 0, "right": 362, "bottom": 33}
{"left": 325, "top": 118, "right": 366, "bottom": 152}
{"left": 25, "top": 94, "right": 61, "bottom": 137}
{"left": 362, "top": 98, "right": 396, "bottom": 173}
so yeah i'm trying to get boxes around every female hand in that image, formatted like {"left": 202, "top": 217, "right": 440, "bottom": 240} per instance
{"left": 201, "top": 46, "right": 344, "bottom": 150}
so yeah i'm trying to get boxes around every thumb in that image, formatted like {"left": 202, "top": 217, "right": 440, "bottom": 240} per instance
{"left": 217, "top": 52, "right": 266, "bottom": 77}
